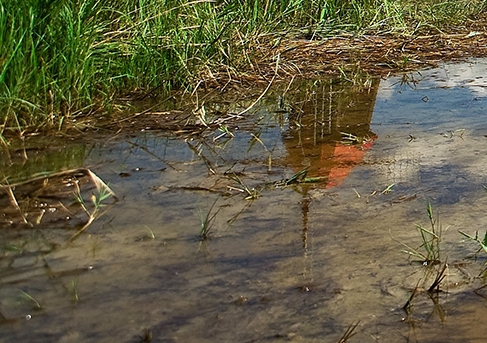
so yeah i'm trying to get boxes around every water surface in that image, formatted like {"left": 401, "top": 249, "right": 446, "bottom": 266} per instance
{"left": 2, "top": 59, "right": 487, "bottom": 342}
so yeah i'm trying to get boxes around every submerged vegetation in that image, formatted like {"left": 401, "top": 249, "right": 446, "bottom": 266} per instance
{"left": 1, "top": 0, "right": 486, "bottom": 130}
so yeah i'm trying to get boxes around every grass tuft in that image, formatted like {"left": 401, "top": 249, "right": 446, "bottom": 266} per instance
{"left": 1, "top": 0, "right": 485, "bottom": 130}
{"left": 395, "top": 201, "right": 442, "bottom": 265}
{"left": 198, "top": 197, "right": 220, "bottom": 240}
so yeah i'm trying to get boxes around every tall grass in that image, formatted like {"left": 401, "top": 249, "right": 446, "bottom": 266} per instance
{"left": 0, "top": 0, "right": 485, "bottom": 130}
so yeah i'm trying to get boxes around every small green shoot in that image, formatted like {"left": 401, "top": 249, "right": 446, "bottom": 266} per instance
{"left": 300, "top": 176, "right": 327, "bottom": 183}
{"left": 19, "top": 290, "right": 41, "bottom": 310}
{"left": 214, "top": 125, "right": 234, "bottom": 141}
{"left": 459, "top": 230, "right": 487, "bottom": 254}
{"left": 459, "top": 230, "right": 487, "bottom": 276}
{"left": 381, "top": 183, "right": 395, "bottom": 194}
{"left": 90, "top": 187, "right": 112, "bottom": 210}
{"left": 198, "top": 198, "right": 220, "bottom": 240}
{"left": 144, "top": 226, "right": 156, "bottom": 240}
{"left": 228, "top": 173, "right": 259, "bottom": 200}
{"left": 273, "top": 168, "right": 323, "bottom": 187}
{"left": 284, "top": 168, "right": 308, "bottom": 185}
{"left": 393, "top": 202, "right": 442, "bottom": 265}
{"left": 70, "top": 169, "right": 116, "bottom": 241}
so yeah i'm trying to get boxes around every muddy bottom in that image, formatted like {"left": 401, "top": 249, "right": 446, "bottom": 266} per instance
{"left": 2, "top": 59, "right": 487, "bottom": 343}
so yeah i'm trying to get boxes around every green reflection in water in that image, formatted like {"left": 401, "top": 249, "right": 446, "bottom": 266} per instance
{"left": 0, "top": 143, "right": 86, "bottom": 183}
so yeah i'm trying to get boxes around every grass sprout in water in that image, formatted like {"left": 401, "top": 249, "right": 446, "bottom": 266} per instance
{"left": 227, "top": 173, "right": 259, "bottom": 200}
{"left": 397, "top": 203, "right": 452, "bottom": 323}
{"left": 198, "top": 198, "right": 220, "bottom": 241}
{"left": 459, "top": 230, "right": 487, "bottom": 255}
{"left": 459, "top": 230, "right": 487, "bottom": 277}
{"left": 71, "top": 169, "right": 117, "bottom": 241}
{"left": 19, "top": 290, "right": 41, "bottom": 310}
{"left": 395, "top": 202, "right": 443, "bottom": 265}
{"left": 214, "top": 125, "right": 234, "bottom": 142}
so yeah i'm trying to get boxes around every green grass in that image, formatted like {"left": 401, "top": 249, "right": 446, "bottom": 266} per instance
{"left": 198, "top": 197, "right": 220, "bottom": 240}
{"left": 1, "top": 0, "right": 485, "bottom": 130}
{"left": 70, "top": 168, "right": 116, "bottom": 241}
{"left": 395, "top": 202, "right": 443, "bottom": 265}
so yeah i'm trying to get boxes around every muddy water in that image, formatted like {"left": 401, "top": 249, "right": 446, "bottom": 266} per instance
{"left": 3, "top": 60, "right": 487, "bottom": 342}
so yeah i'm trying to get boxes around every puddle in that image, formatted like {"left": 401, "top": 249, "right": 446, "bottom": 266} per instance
{"left": 3, "top": 59, "right": 487, "bottom": 342}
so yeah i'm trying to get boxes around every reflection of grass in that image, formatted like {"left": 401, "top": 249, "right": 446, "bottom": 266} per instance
{"left": 249, "top": 133, "right": 272, "bottom": 171}
{"left": 70, "top": 278, "right": 79, "bottom": 304}
{"left": 402, "top": 270, "right": 447, "bottom": 324}
{"left": 139, "top": 328, "right": 153, "bottom": 343}
{"left": 336, "top": 321, "right": 360, "bottom": 343}
{"left": 338, "top": 65, "right": 372, "bottom": 88}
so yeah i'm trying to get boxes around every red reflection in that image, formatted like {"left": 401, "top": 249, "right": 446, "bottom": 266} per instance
{"left": 324, "top": 136, "right": 376, "bottom": 188}
{"left": 282, "top": 79, "right": 379, "bottom": 188}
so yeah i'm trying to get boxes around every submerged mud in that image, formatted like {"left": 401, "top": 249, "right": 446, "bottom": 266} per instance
{"left": 2, "top": 59, "right": 487, "bottom": 342}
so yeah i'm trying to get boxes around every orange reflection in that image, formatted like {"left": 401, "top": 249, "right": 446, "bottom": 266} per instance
{"left": 282, "top": 79, "right": 379, "bottom": 188}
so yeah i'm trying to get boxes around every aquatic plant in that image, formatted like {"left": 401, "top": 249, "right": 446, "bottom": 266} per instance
{"left": 227, "top": 172, "right": 259, "bottom": 200}
{"left": 459, "top": 230, "right": 487, "bottom": 255}
{"left": 397, "top": 203, "right": 451, "bottom": 324}
{"left": 71, "top": 169, "right": 117, "bottom": 241}
{"left": 19, "top": 289, "right": 41, "bottom": 310}
{"left": 144, "top": 225, "right": 156, "bottom": 240}
{"left": 0, "top": 167, "right": 116, "bottom": 235}
{"left": 198, "top": 197, "right": 220, "bottom": 240}
{"left": 459, "top": 230, "right": 487, "bottom": 277}
{"left": 396, "top": 202, "right": 442, "bottom": 265}
{"left": 70, "top": 278, "right": 79, "bottom": 304}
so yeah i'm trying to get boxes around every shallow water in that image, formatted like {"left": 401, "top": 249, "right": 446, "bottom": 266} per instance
{"left": 3, "top": 59, "right": 487, "bottom": 342}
